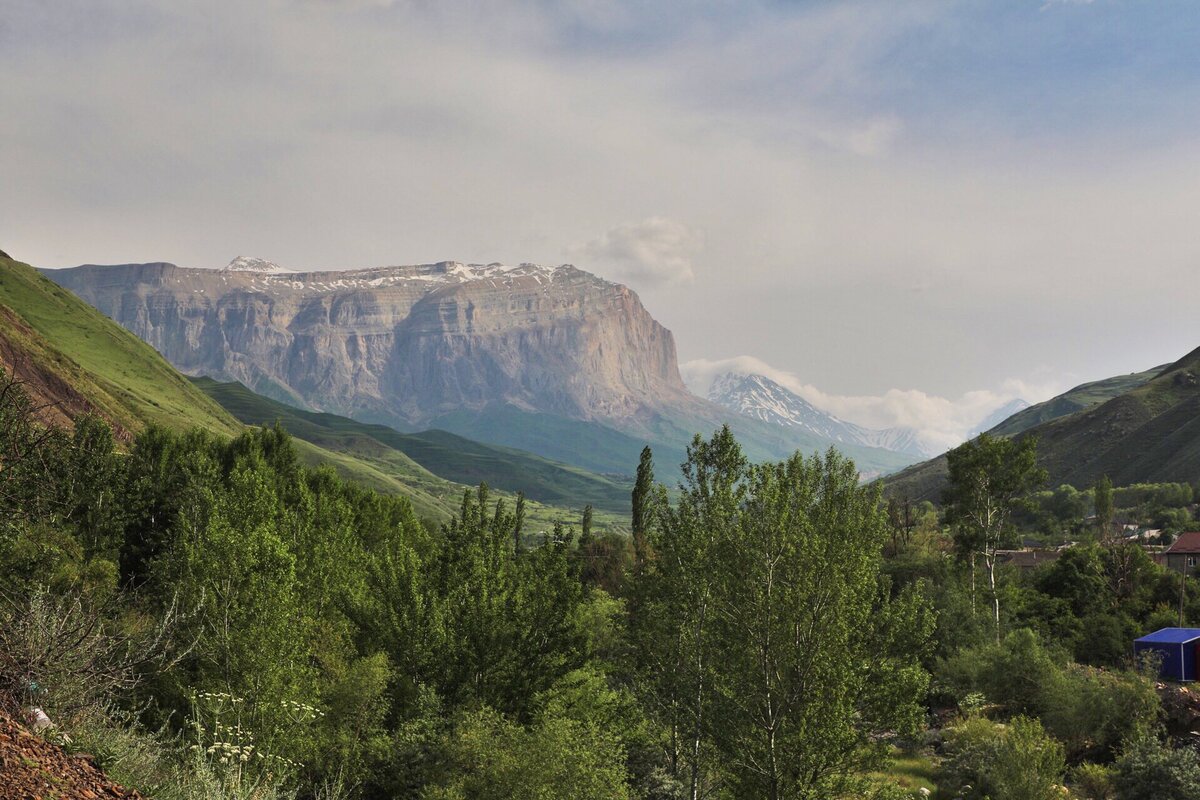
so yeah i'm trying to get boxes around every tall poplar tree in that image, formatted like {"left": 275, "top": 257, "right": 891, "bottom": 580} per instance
{"left": 631, "top": 446, "right": 655, "bottom": 571}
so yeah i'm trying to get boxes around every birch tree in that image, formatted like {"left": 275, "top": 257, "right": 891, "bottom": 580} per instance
{"left": 944, "top": 433, "right": 1046, "bottom": 641}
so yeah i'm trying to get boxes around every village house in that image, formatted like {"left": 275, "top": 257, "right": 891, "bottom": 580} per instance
{"left": 1164, "top": 532, "right": 1200, "bottom": 575}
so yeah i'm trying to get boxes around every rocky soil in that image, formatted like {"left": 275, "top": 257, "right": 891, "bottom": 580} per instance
{"left": 0, "top": 713, "right": 141, "bottom": 800}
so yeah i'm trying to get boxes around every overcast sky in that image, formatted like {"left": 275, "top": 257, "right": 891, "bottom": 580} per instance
{"left": 3, "top": 1, "right": 1199, "bottom": 444}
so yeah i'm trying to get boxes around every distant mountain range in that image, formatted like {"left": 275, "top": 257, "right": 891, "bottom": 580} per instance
{"left": 706, "top": 372, "right": 941, "bottom": 460}
{"left": 885, "top": 354, "right": 1200, "bottom": 501}
{"left": 46, "top": 257, "right": 915, "bottom": 478}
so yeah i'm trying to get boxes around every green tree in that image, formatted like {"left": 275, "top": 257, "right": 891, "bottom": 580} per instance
{"left": 1095, "top": 475, "right": 1115, "bottom": 541}
{"left": 648, "top": 427, "right": 746, "bottom": 798}
{"left": 427, "top": 703, "right": 631, "bottom": 800}
{"left": 713, "top": 450, "right": 932, "bottom": 800}
{"left": 944, "top": 433, "right": 1046, "bottom": 639}
{"left": 630, "top": 446, "right": 655, "bottom": 572}
{"left": 1113, "top": 736, "right": 1200, "bottom": 800}
{"left": 941, "top": 715, "right": 1064, "bottom": 800}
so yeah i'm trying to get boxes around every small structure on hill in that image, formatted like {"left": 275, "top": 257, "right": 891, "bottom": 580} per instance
{"left": 1134, "top": 628, "right": 1200, "bottom": 681}
{"left": 1164, "top": 532, "right": 1200, "bottom": 574}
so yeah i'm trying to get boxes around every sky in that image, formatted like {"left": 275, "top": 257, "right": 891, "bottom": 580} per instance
{"left": 3, "top": 0, "right": 1199, "bottom": 446}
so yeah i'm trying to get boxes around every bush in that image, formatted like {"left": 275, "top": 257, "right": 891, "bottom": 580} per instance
{"left": 1072, "top": 761, "right": 1114, "bottom": 800}
{"left": 939, "top": 715, "right": 1064, "bottom": 800}
{"left": 1112, "top": 736, "right": 1200, "bottom": 800}
{"left": 938, "top": 628, "right": 1159, "bottom": 760}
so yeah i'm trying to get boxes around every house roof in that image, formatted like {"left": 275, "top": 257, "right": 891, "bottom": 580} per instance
{"left": 1136, "top": 627, "right": 1200, "bottom": 644}
{"left": 1167, "top": 532, "right": 1200, "bottom": 554}
{"left": 997, "top": 549, "right": 1062, "bottom": 568}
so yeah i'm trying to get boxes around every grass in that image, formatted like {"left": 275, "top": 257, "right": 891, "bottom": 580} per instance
{"left": 870, "top": 746, "right": 939, "bottom": 797}
{"left": 196, "top": 378, "right": 633, "bottom": 514}
{"left": 0, "top": 255, "right": 240, "bottom": 437}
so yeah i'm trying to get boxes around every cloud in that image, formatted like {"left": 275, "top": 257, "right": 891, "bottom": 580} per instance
{"left": 681, "top": 355, "right": 1069, "bottom": 453}
{"left": 1, "top": 1, "right": 1197, "bottom": 402}
{"left": 570, "top": 217, "right": 702, "bottom": 287}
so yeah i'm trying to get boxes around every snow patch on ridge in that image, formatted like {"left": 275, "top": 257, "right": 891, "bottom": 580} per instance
{"left": 234, "top": 260, "right": 576, "bottom": 293}
{"left": 224, "top": 256, "right": 296, "bottom": 274}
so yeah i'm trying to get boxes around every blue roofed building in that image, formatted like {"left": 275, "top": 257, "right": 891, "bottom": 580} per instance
{"left": 1134, "top": 628, "right": 1200, "bottom": 681}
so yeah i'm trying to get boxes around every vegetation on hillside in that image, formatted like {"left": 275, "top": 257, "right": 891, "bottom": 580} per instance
{"left": 886, "top": 346, "right": 1200, "bottom": 501}
{"left": 6, "top": 345, "right": 1200, "bottom": 797}
{"left": 0, "top": 254, "right": 240, "bottom": 436}
{"left": 2, "top": 368, "right": 935, "bottom": 798}
{"left": 195, "top": 377, "right": 633, "bottom": 514}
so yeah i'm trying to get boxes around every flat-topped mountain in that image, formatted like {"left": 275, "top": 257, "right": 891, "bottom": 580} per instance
{"left": 49, "top": 258, "right": 692, "bottom": 427}
{"left": 47, "top": 258, "right": 915, "bottom": 477}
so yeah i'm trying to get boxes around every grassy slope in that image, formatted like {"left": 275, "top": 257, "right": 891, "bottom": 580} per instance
{"left": 0, "top": 254, "right": 241, "bottom": 436}
{"left": 885, "top": 348, "right": 1200, "bottom": 501}
{"left": 430, "top": 403, "right": 657, "bottom": 479}
{"left": 989, "top": 366, "right": 1164, "bottom": 436}
{"left": 195, "top": 378, "right": 632, "bottom": 514}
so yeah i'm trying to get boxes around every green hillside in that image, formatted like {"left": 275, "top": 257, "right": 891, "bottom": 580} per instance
{"left": 0, "top": 254, "right": 241, "bottom": 436}
{"left": 195, "top": 378, "right": 633, "bottom": 514}
{"left": 885, "top": 348, "right": 1200, "bottom": 501}
{"left": 430, "top": 403, "right": 661, "bottom": 478}
{"left": 429, "top": 401, "right": 914, "bottom": 483}
{"left": 988, "top": 366, "right": 1164, "bottom": 436}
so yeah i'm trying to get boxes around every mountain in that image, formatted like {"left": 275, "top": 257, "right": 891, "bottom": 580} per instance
{"left": 988, "top": 368, "right": 1163, "bottom": 436}
{"left": 224, "top": 255, "right": 296, "bottom": 274}
{"left": 968, "top": 398, "right": 1031, "bottom": 437}
{"left": 0, "top": 251, "right": 603, "bottom": 523}
{"left": 193, "top": 377, "right": 632, "bottom": 514}
{"left": 884, "top": 350, "right": 1200, "bottom": 501}
{"left": 47, "top": 259, "right": 691, "bottom": 428}
{"left": 46, "top": 258, "right": 915, "bottom": 477}
{"left": 707, "top": 372, "right": 937, "bottom": 460}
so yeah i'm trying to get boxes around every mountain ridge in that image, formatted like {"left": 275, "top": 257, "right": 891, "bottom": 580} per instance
{"left": 46, "top": 259, "right": 915, "bottom": 477}
{"left": 707, "top": 372, "right": 938, "bottom": 460}
{"left": 884, "top": 348, "right": 1200, "bottom": 501}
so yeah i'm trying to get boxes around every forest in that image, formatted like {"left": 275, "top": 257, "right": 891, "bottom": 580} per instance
{"left": 3, "top": 367, "right": 1200, "bottom": 800}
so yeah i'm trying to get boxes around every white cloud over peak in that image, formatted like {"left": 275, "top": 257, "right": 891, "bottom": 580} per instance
{"left": 681, "top": 355, "right": 1068, "bottom": 453}
{"left": 571, "top": 217, "right": 702, "bottom": 288}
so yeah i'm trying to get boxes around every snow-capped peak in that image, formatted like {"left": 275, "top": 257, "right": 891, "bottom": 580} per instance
{"left": 707, "top": 372, "right": 942, "bottom": 460}
{"left": 223, "top": 256, "right": 296, "bottom": 274}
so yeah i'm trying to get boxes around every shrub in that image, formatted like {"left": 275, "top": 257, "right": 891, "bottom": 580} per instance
{"left": 940, "top": 715, "right": 1064, "bottom": 800}
{"left": 1112, "top": 736, "right": 1200, "bottom": 800}
{"left": 1072, "top": 762, "right": 1114, "bottom": 800}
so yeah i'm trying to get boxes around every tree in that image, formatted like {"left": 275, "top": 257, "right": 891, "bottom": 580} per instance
{"left": 1095, "top": 475, "right": 1115, "bottom": 541}
{"left": 1113, "top": 736, "right": 1200, "bottom": 800}
{"left": 944, "top": 433, "right": 1046, "bottom": 639}
{"left": 712, "top": 449, "right": 932, "bottom": 800}
{"left": 514, "top": 491, "right": 526, "bottom": 553}
{"left": 630, "top": 446, "right": 655, "bottom": 572}
{"left": 886, "top": 495, "right": 917, "bottom": 555}
{"left": 648, "top": 427, "right": 746, "bottom": 798}
{"left": 581, "top": 504, "right": 594, "bottom": 544}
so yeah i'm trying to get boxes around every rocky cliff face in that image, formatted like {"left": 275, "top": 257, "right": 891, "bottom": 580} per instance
{"left": 47, "top": 259, "right": 696, "bottom": 431}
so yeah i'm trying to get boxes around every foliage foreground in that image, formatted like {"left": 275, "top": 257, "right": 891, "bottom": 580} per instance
{"left": 0, "top": 366, "right": 931, "bottom": 799}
